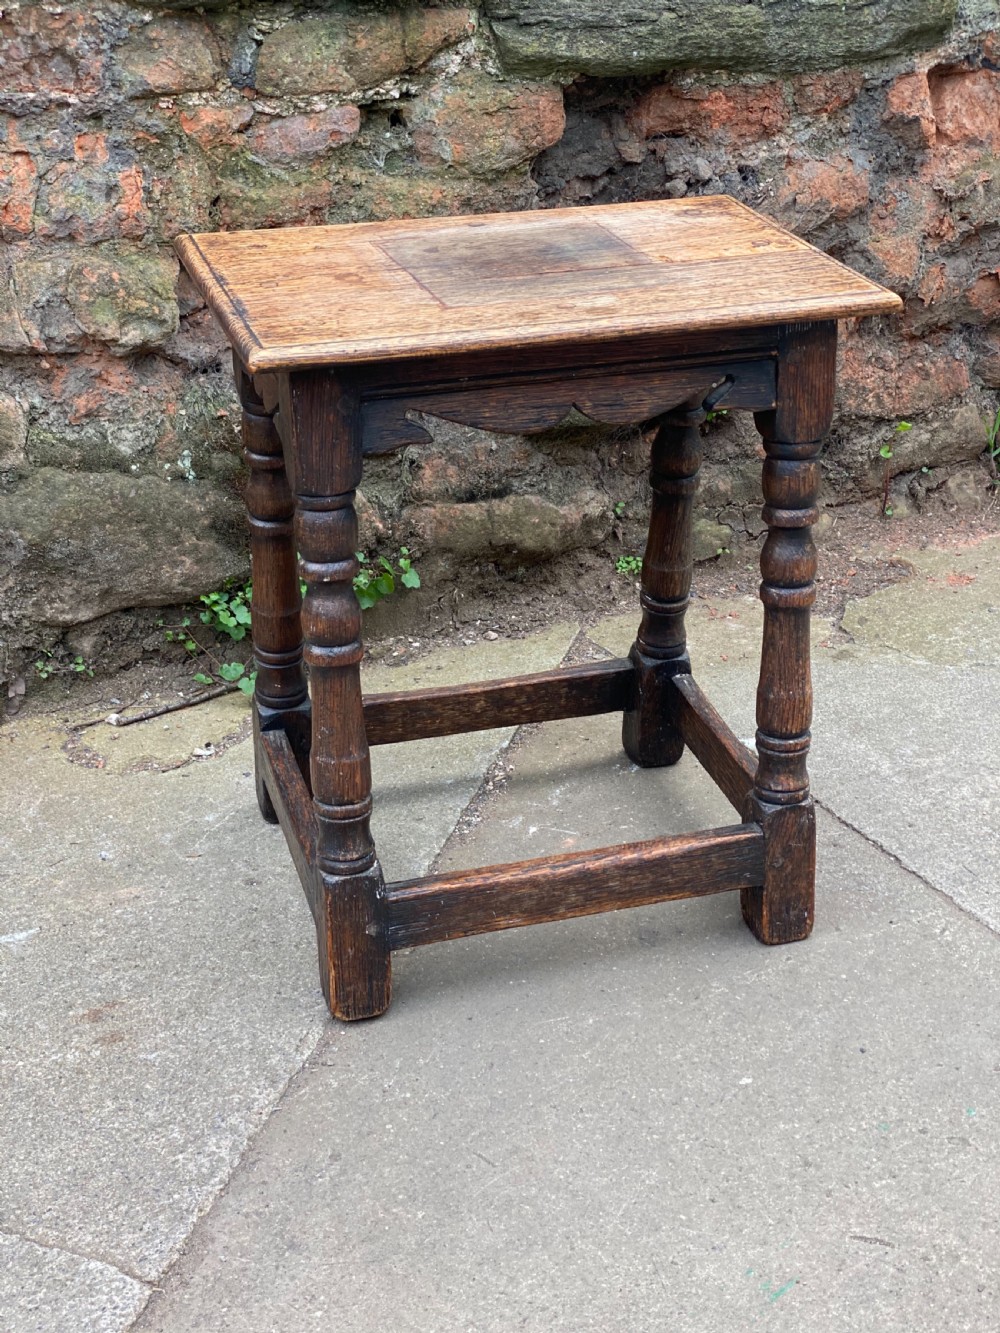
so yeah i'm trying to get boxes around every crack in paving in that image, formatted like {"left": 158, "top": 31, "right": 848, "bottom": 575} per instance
{"left": 0, "top": 1223, "right": 152, "bottom": 1290}
{"left": 814, "top": 796, "right": 1000, "bottom": 942}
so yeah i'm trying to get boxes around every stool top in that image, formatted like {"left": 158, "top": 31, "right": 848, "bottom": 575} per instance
{"left": 176, "top": 196, "right": 901, "bottom": 374}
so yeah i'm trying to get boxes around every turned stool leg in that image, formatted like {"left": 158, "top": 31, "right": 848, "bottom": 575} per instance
{"left": 742, "top": 322, "right": 835, "bottom": 944}
{"left": 284, "top": 368, "right": 390, "bottom": 1021}
{"left": 622, "top": 400, "right": 703, "bottom": 767}
{"left": 236, "top": 358, "right": 308, "bottom": 823}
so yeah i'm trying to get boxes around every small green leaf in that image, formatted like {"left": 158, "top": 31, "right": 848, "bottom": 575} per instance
{"left": 400, "top": 568, "right": 421, "bottom": 589}
{"left": 236, "top": 676, "right": 254, "bottom": 696}
{"left": 895, "top": 420, "right": 913, "bottom": 432}
{"left": 879, "top": 444, "right": 893, "bottom": 459}
{"left": 218, "top": 661, "right": 246, "bottom": 682}
{"left": 183, "top": 639, "right": 198, "bottom": 653}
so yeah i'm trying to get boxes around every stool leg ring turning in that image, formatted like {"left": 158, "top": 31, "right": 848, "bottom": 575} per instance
{"left": 741, "top": 321, "right": 835, "bottom": 945}
{"left": 296, "top": 490, "right": 391, "bottom": 1020}
{"left": 623, "top": 399, "right": 705, "bottom": 767}
{"left": 237, "top": 358, "right": 309, "bottom": 824}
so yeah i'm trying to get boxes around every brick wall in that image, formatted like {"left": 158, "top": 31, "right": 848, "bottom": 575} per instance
{"left": 0, "top": 0, "right": 997, "bottom": 688}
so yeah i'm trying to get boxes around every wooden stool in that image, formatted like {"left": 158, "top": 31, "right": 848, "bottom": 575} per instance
{"left": 176, "top": 198, "right": 900, "bottom": 1021}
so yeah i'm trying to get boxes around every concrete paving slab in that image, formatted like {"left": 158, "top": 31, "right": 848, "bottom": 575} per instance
{"left": 841, "top": 536, "right": 1000, "bottom": 666}
{"left": 131, "top": 796, "right": 1000, "bottom": 1333}
{"left": 1, "top": 623, "right": 577, "bottom": 1316}
{"left": 0, "top": 1234, "right": 148, "bottom": 1333}
{"left": 591, "top": 554, "right": 1000, "bottom": 932}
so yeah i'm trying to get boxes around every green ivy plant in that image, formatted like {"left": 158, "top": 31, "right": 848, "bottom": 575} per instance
{"left": 879, "top": 419, "right": 912, "bottom": 461}
{"left": 984, "top": 406, "right": 1000, "bottom": 483}
{"left": 352, "top": 547, "right": 420, "bottom": 609}
{"left": 33, "top": 649, "right": 94, "bottom": 682}
{"left": 163, "top": 548, "right": 421, "bottom": 700}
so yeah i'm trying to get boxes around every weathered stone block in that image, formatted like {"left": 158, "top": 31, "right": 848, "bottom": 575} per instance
{"left": 33, "top": 134, "right": 149, "bottom": 242}
{"left": 410, "top": 70, "right": 565, "bottom": 175}
{"left": 212, "top": 160, "right": 335, "bottom": 231}
{"left": 256, "top": 7, "right": 474, "bottom": 96}
{"left": 839, "top": 331, "right": 971, "bottom": 418}
{"left": 775, "top": 152, "right": 870, "bottom": 235}
{"left": 790, "top": 70, "right": 863, "bottom": 116}
{"left": 178, "top": 105, "right": 253, "bottom": 152}
{"left": 884, "top": 71, "right": 936, "bottom": 149}
{"left": 0, "top": 468, "right": 245, "bottom": 628}
{"left": 116, "top": 18, "right": 220, "bottom": 96}
{"left": 247, "top": 108, "right": 361, "bottom": 164}
{"left": 484, "top": 0, "right": 957, "bottom": 76}
{"left": 339, "top": 165, "right": 539, "bottom": 223}
{"left": 405, "top": 490, "right": 610, "bottom": 561}
{"left": 12, "top": 244, "right": 179, "bottom": 354}
{"left": 0, "top": 392, "right": 27, "bottom": 470}
{"left": 0, "top": 6, "right": 106, "bottom": 102}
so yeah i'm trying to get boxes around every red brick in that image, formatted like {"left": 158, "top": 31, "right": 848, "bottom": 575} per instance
{"left": 0, "top": 152, "right": 38, "bottom": 240}
{"left": 0, "top": 8, "right": 105, "bottom": 99}
{"left": 929, "top": 67, "right": 1000, "bottom": 150}
{"left": 839, "top": 330, "right": 970, "bottom": 417}
{"left": 884, "top": 71, "right": 935, "bottom": 149}
{"left": 178, "top": 105, "right": 253, "bottom": 151}
{"left": 246, "top": 107, "right": 361, "bottom": 163}
{"left": 117, "top": 18, "right": 219, "bottom": 96}
{"left": 629, "top": 81, "right": 788, "bottom": 146}
{"left": 777, "top": 153, "right": 869, "bottom": 231}
{"left": 965, "top": 271, "right": 1000, "bottom": 323}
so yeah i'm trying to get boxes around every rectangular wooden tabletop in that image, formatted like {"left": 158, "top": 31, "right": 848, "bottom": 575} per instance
{"left": 175, "top": 196, "right": 901, "bottom": 374}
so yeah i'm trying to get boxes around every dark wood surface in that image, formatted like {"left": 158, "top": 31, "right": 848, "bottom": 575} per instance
{"left": 360, "top": 357, "right": 775, "bottom": 454}
{"left": 386, "top": 825, "right": 764, "bottom": 949}
{"left": 258, "top": 728, "right": 318, "bottom": 919}
{"left": 672, "top": 674, "right": 757, "bottom": 812}
{"left": 622, "top": 398, "right": 706, "bottom": 767}
{"left": 741, "top": 320, "right": 834, "bottom": 946}
{"left": 363, "top": 660, "right": 633, "bottom": 746}
{"left": 176, "top": 197, "right": 901, "bottom": 373}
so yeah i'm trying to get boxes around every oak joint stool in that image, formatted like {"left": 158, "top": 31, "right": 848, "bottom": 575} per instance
{"left": 177, "top": 198, "right": 900, "bottom": 1021}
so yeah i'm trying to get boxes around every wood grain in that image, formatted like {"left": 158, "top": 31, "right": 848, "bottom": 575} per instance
{"left": 622, "top": 399, "right": 704, "bottom": 767}
{"left": 360, "top": 357, "right": 775, "bottom": 453}
{"left": 258, "top": 728, "right": 318, "bottom": 921}
{"left": 386, "top": 824, "right": 764, "bottom": 948}
{"left": 175, "top": 197, "right": 901, "bottom": 373}
{"left": 671, "top": 674, "right": 757, "bottom": 812}
{"left": 363, "top": 660, "right": 634, "bottom": 746}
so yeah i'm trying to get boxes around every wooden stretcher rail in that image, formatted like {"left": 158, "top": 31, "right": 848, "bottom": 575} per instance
{"left": 259, "top": 729, "right": 319, "bottom": 922}
{"left": 363, "top": 659, "right": 634, "bottom": 746}
{"left": 671, "top": 674, "right": 757, "bottom": 812}
{"left": 385, "top": 824, "right": 764, "bottom": 948}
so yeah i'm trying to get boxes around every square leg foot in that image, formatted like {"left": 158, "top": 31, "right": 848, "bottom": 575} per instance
{"left": 317, "top": 863, "right": 392, "bottom": 1021}
{"left": 621, "top": 649, "right": 687, "bottom": 768}
{"left": 740, "top": 797, "right": 815, "bottom": 944}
